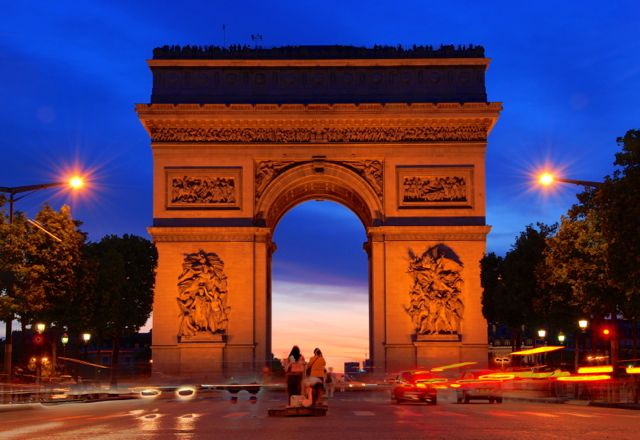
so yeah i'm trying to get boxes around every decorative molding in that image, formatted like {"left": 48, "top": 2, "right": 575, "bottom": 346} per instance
{"left": 147, "top": 124, "right": 490, "bottom": 143}
{"left": 137, "top": 102, "right": 502, "bottom": 114}
{"left": 148, "top": 226, "right": 271, "bottom": 243}
{"left": 405, "top": 244, "right": 464, "bottom": 336}
{"left": 255, "top": 161, "right": 297, "bottom": 198}
{"left": 177, "top": 250, "right": 230, "bottom": 340}
{"left": 397, "top": 166, "right": 474, "bottom": 209}
{"left": 166, "top": 167, "right": 241, "bottom": 210}
{"left": 367, "top": 225, "right": 491, "bottom": 242}
{"left": 342, "top": 160, "right": 383, "bottom": 198}
{"left": 255, "top": 159, "right": 384, "bottom": 201}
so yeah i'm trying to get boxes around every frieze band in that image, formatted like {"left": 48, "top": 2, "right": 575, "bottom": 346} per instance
{"left": 149, "top": 125, "right": 489, "bottom": 143}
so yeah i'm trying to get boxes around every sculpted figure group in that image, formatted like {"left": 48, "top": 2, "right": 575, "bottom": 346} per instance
{"left": 403, "top": 176, "right": 467, "bottom": 203}
{"left": 177, "top": 250, "right": 230, "bottom": 338}
{"left": 405, "top": 245, "right": 464, "bottom": 336}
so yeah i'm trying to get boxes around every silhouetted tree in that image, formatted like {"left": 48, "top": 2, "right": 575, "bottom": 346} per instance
{"left": 82, "top": 235, "right": 157, "bottom": 385}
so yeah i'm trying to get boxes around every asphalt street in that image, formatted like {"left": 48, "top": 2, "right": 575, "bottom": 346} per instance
{"left": 1, "top": 390, "right": 638, "bottom": 440}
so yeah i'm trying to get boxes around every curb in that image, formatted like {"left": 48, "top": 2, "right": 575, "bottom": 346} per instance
{"left": 0, "top": 403, "right": 43, "bottom": 412}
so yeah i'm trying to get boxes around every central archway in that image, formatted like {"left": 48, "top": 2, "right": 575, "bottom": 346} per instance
{"left": 256, "top": 161, "right": 383, "bottom": 229}
{"left": 270, "top": 200, "right": 369, "bottom": 373}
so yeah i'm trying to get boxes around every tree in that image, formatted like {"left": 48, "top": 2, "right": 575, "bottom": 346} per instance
{"left": 1, "top": 202, "right": 85, "bottom": 372}
{"left": 82, "top": 235, "right": 157, "bottom": 385}
{"left": 481, "top": 223, "right": 556, "bottom": 355}
{"left": 589, "top": 129, "right": 640, "bottom": 359}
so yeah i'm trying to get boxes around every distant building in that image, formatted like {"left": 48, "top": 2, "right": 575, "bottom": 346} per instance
{"left": 344, "top": 362, "right": 360, "bottom": 374}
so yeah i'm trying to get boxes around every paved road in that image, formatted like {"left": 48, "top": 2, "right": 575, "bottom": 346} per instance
{"left": 1, "top": 390, "right": 638, "bottom": 440}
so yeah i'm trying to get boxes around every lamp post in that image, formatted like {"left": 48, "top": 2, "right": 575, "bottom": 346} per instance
{"left": 34, "top": 323, "right": 45, "bottom": 386}
{"left": 82, "top": 333, "right": 91, "bottom": 360}
{"left": 575, "top": 319, "right": 589, "bottom": 371}
{"left": 61, "top": 333, "right": 69, "bottom": 375}
{"left": 537, "top": 329, "right": 546, "bottom": 347}
{"left": 0, "top": 177, "right": 84, "bottom": 380}
{"left": 537, "top": 173, "right": 602, "bottom": 189}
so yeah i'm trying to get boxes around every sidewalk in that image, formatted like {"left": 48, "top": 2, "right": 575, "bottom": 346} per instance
{"left": 503, "top": 389, "right": 640, "bottom": 410}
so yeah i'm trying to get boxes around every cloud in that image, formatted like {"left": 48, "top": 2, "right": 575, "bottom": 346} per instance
{"left": 272, "top": 280, "right": 369, "bottom": 372}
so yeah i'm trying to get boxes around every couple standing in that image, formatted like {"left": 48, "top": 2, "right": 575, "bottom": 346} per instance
{"left": 285, "top": 346, "right": 326, "bottom": 406}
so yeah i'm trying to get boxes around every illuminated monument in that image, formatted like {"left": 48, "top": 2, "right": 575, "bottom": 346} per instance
{"left": 137, "top": 45, "right": 501, "bottom": 379}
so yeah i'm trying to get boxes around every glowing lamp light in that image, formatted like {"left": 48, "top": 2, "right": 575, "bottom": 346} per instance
{"left": 82, "top": 333, "right": 91, "bottom": 343}
{"left": 538, "top": 172, "right": 555, "bottom": 186}
{"left": 176, "top": 386, "right": 197, "bottom": 400}
{"left": 578, "top": 320, "right": 589, "bottom": 330}
{"left": 557, "top": 374, "right": 611, "bottom": 382}
{"left": 140, "top": 388, "right": 162, "bottom": 398}
{"left": 510, "top": 346, "right": 565, "bottom": 356}
{"left": 558, "top": 333, "right": 566, "bottom": 343}
{"left": 537, "top": 329, "right": 546, "bottom": 339}
{"left": 61, "top": 333, "right": 69, "bottom": 345}
{"left": 36, "top": 323, "right": 46, "bottom": 333}
{"left": 578, "top": 365, "right": 613, "bottom": 374}
{"left": 68, "top": 176, "right": 84, "bottom": 189}
{"left": 430, "top": 361, "right": 477, "bottom": 372}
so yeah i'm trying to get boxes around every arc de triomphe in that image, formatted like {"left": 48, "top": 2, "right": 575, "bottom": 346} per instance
{"left": 136, "top": 45, "right": 501, "bottom": 379}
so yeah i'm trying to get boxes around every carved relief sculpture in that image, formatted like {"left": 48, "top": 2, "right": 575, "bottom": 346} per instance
{"left": 177, "top": 250, "right": 230, "bottom": 339}
{"left": 404, "top": 245, "right": 464, "bottom": 336}
{"left": 255, "top": 161, "right": 295, "bottom": 198}
{"left": 149, "top": 124, "right": 489, "bottom": 143}
{"left": 166, "top": 167, "right": 242, "bottom": 209}
{"left": 402, "top": 176, "right": 466, "bottom": 203}
{"left": 397, "top": 166, "right": 474, "bottom": 209}
{"left": 343, "top": 160, "right": 383, "bottom": 198}
{"left": 255, "top": 159, "right": 384, "bottom": 201}
{"left": 171, "top": 176, "right": 236, "bottom": 204}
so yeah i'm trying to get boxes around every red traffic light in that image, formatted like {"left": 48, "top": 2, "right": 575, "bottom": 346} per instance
{"left": 600, "top": 327, "right": 611, "bottom": 337}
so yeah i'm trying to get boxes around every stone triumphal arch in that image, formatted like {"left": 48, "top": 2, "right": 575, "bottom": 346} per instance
{"left": 136, "top": 45, "right": 501, "bottom": 379}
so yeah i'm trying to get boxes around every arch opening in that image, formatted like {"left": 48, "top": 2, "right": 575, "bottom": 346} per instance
{"left": 256, "top": 161, "right": 383, "bottom": 229}
{"left": 271, "top": 200, "right": 370, "bottom": 374}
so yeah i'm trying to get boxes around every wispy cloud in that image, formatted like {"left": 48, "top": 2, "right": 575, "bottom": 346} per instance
{"left": 272, "top": 281, "right": 369, "bottom": 372}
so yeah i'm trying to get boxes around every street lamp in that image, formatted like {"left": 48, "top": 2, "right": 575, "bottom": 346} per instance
{"left": 575, "top": 319, "right": 589, "bottom": 372}
{"left": 537, "top": 172, "right": 602, "bottom": 189}
{"left": 1, "top": 176, "right": 85, "bottom": 380}
{"left": 60, "top": 333, "right": 69, "bottom": 374}
{"left": 558, "top": 333, "right": 566, "bottom": 344}
{"left": 82, "top": 333, "right": 92, "bottom": 360}
{"left": 34, "top": 323, "right": 46, "bottom": 386}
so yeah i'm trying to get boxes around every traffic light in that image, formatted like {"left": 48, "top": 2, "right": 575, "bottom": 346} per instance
{"left": 600, "top": 326, "right": 612, "bottom": 338}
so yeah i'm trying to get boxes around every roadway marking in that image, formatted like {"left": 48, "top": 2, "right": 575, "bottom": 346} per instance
{"left": 431, "top": 410, "right": 468, "bottom": 417}
{"left": 520, "top": 411, "right": 560, "bottom": 418}
{"left": 353, "top": 411, "right": 375, "bottom": 416}
{"left": 557, "top": 412, "right": 596, "bottom": 418}
{"left": 488, "top": 410, "right": 517, "bottom": 417}
{"left": 223, "top": 411, "right": 250, "bottom": 418}
{"left": 1, "top": 422, "right": 64, "bottom": 439}
{"left": 88, "top": 412, "right": 131, "bottom": 420}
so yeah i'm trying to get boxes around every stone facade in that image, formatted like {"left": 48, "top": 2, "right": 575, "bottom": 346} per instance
{"left": 137, "top": 46, "right": 501, "bottom": 379}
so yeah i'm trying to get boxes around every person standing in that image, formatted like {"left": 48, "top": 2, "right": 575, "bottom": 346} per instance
{"left": 307, "top": 347, "right": 327, "bottom": 405}
{"left": 325, "top": 366, "right": 335, "bottom": 397}
{"left": 283, "top": 345, "right": 305, "bottom": 404}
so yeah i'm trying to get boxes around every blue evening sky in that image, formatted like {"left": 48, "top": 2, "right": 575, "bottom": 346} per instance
{"left": 2, "top": 2, "right": 639, "bottom": 362}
